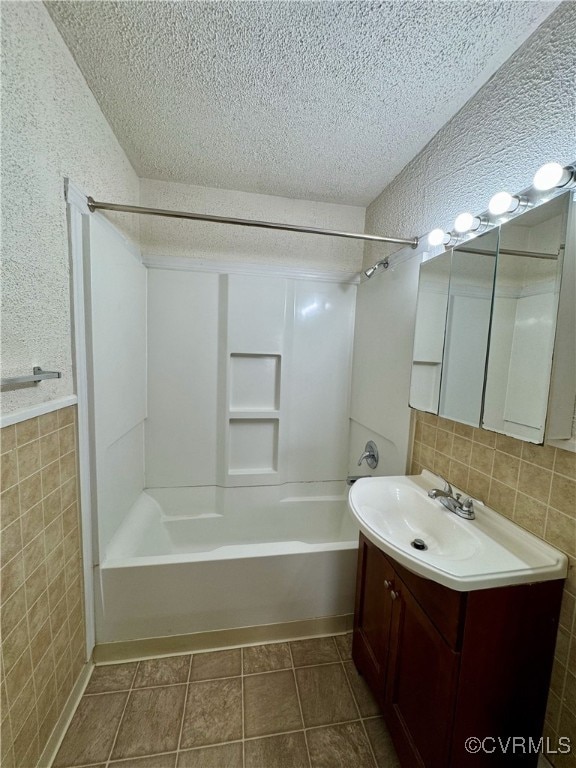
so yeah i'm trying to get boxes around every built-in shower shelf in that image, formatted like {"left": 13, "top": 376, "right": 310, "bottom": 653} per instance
{"left": 228, "top": 418, "right": 279, "bottom": 474}
{"left": 225, "top": 349, "right": 282, "bottom": 478}
{"left": 230, "top": 353, "right": 281, "bottom": 411}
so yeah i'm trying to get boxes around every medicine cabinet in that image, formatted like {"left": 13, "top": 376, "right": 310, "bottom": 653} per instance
{"left": 409, "top": 191, "right": 575, "bottom": 445}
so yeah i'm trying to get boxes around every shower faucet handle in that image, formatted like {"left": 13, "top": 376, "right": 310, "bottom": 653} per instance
{"left": 357, "top": 441, "right": 379, "bottom": 469}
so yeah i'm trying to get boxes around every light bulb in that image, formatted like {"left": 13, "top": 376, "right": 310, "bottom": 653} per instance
{"left": 488, "top": 191, "right": 520, "bottom": 216}
{"left": 454, "top": 212, "right": 477, "bottom": 233}
{"left": 533, "top": 162, "right": 571, "bottom": 191}
{"left": 428, "top": 228, "right": 447, "bottom": 247}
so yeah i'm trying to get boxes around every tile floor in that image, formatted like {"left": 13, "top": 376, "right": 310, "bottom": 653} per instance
{"left": 53, "top": 634, "right": 401, "bottom": 768}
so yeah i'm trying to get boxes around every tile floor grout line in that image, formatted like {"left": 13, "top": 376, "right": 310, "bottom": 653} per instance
{"left": 340, "top": 659, "right": 379, "bottom": 768}
{"left": 340, "top": 660, "right": 362, "bottom": 718}
{"left": 102, "top": 750, "right": 178, "bottom": 767}
{"left": 304, "top": 717, "right": 363, "bottom": 733}
{"left": 175, "top": 652, "right": 193, "bottom": 761}
{"left": 103, "top": 660, "right": 140, "bottom": 768}
{"left": 288, "top": 643, "right": 313, "bottom": 768}
{"left": 179, "top": 717, "right": 368, "bottom": 747}
{"left": 85, "top": 674, "right": 239, "bottom": 696}
{"left": 84, "top": 682, "right": 188, "bottom": 696}
{"left": 247, "top": 659, "right": 342, "bottom": 674}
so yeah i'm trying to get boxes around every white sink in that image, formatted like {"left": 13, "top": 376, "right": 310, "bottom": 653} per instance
{"left": 348, "top": 470, "right": 567, "bottom": 591}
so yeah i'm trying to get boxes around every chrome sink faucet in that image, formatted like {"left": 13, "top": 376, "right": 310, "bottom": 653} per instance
{"left": 428, "top": 477, "right": 454, "bottom": 499}
{"left": 428, "top": 476, "right": 475, "bottom": 520}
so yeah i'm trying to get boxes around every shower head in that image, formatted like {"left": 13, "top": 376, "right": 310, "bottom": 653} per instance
{"left": 363, "top": 259, "right": 389, "bottom": 279}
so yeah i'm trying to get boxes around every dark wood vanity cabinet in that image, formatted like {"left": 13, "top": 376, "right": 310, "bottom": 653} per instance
{"left": 353, "top": 534, "right": 564, "bottom": 767}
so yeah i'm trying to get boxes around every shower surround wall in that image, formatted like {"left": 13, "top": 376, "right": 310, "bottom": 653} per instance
{"left": 86, "top": 180, "right": 364, "bottom": 642}
{"left": 351, "top": 5, "right": 576, "bottom": 764}
{"left": 146, "top": 270, "right": 356, "bottom": 489}
{"left": 94, "top": 261, "right": 358, "bottom": 642}
{"left": 84, "top": 214, "right": 147, "bottom": 558}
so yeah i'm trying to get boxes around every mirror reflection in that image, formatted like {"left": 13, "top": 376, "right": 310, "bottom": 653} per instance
{"left": 482, "top": 195, "right": 569, "bottom": 442}
{"left": 409, "top": 251, "right": 450, "bottom": 413}
{"left": 438, "top": 229, "right": 499, "bottom": 427}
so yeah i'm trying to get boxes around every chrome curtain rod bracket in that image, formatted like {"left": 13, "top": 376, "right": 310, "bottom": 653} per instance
{"left": 1, "top": 367, "right": 62, "bottom": 388}
{"left": 87, "top": 197, "right": 419, "bottom": 249}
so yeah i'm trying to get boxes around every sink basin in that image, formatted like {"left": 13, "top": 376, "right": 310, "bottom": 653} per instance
{"left": 348, "top": 470, "right": 567, "bottom": 591}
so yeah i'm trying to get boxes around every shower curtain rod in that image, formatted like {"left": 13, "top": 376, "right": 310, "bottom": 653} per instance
{"left": 457, "top": 245, "right": 560, "bottom": 260}
{"left": 87, "top": 197, "right": 419, "bottom": 248}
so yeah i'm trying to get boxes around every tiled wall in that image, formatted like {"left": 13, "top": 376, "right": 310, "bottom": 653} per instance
{"left": 411, "top": 409, "right": 576, "bottom": 767}
{"left": 1, "top": 407, "right": 86, "bottom": 768}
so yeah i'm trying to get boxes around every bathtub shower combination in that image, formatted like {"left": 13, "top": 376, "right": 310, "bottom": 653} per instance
{"left": 97, "top": 483, "right": 358, "bottom": 642}
{"left": 86, "top": 213, "right": 360, "bottom": 644}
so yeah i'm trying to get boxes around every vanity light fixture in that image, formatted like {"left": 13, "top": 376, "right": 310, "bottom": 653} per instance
{"left": 453, "top": 212, "right": 486, "bottom": 234}
{"left": 427, "top": 228, "right": 458, "bottom": 248}
{"left": 428, "top": 228, "right": 448, "bottom": 246}
{"left": 488, "top": 191, "right": 525, "bottom": 216}
{"left": 533, "top": 162, "right": 575, "bottom": 191}
{"left": 424, "top": 159, "right": 575, "bottom": 255}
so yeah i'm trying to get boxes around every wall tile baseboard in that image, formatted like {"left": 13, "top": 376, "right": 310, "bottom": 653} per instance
{"left": 0, "top": 405, "right": 87, "bottom": 768}
{"left": 37, "top": 661, "right": 93, "bottom": 768}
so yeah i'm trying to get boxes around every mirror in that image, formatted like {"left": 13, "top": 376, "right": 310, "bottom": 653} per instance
{"left": 409, "top": 230, "right": 498, "bottom": 425}
{"left": 409, "top": 251, "right": 451, "bottom": 413}
{"left": 409, "top": 190, "right": 574, "bottom": 445}
{"left": 482, "top": 194, "right": 570, "bottom": 442}
{"left": 438, "top": 229, "right": 498, "bottom": 427}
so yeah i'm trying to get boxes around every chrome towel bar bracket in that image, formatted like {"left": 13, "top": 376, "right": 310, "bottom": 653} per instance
{"left": 1, "top": 367, "right": 62, "bottom": 387}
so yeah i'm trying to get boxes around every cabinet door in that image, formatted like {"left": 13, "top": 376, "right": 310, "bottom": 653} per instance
{"left": 385, "top": 580, "right": 460, "bottom": 768}
{"left": 352, "top": 535, "right": 396, "bottom": 705}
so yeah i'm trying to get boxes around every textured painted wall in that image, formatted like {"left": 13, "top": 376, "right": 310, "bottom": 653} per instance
{"left": 351, "top": 1, "right": 576, "bottom": 467}
{"left": 349, "top": 9, "right": 576, "bottom": 765}
{"left": 140, "top": 179, "right": 365, "bottom": 273}
{"left": 0, "top": 2, "right": 140, "bottom": 414}
{"left": 363, "top": 2, "right": 576, "bottom": 268}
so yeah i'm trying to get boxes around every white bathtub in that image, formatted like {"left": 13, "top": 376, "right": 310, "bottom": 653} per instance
{"left": 95, "top": 482, "right": 359, "bottom": 643}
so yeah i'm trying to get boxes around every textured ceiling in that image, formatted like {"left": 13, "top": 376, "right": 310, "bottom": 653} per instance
{"left": 46, "top": 1, "right": 557, "bottom": 205}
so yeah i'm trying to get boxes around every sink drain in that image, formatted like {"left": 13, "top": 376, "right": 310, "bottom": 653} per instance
{"left": 411, "top": 538, "right": 427, "bottom": 551}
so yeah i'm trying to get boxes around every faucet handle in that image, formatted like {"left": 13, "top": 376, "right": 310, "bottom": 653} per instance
{"left": 435, "top": 474, "right": 453, "bottom": 496}
{"left": 357, "top": 441, "right": 379, "bottom": 469}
